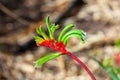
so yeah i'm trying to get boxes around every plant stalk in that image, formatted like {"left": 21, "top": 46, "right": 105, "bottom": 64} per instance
{"left": 67, "top": 52, "right": 96, "bottom": 80}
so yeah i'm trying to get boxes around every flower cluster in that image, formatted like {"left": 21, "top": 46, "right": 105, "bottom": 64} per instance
{"left": 34, "top": 16, "right": 96, "bottom": 80}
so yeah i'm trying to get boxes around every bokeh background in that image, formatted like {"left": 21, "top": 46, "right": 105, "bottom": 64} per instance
{"left": 0, "top": 0, "right": 120, "bottom": 80}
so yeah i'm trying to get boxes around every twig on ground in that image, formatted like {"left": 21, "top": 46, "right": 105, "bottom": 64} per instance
{"left": 0, "top": 3, "right": 29, "bottom": 25}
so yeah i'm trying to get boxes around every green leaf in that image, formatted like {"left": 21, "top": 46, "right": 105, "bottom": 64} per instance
{"left": 58, "top": 24, "right": 74, "bottom": 42}
{"left": 112, "top": 67, "right": 120, "bottom": 74}
{"left": 89, "top": 56, "right": 120, "bottom": 80}
{"left": 34, "top": 36, "right": 44, "bottom": 44}
{"left": 61, "top": 29, "right": 86, "bottom": 45}
{"left": 103, "top": 58, "right": 113, "bottom": 67}
{"left": 34, "top": 52, "right": 61, "bottom": 68}
{"left": 36, "top": 26, "right": 49, "bottom": 40}
{"left": 115, "top": 38, "right": 120, "bottom": 49}
{"left": 46, "top": 16, "right": 54, "bottom": 39}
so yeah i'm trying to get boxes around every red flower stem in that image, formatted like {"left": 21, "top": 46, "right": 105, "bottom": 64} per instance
{"left": 66, "top": 52, "right": 96, "bottom": 80}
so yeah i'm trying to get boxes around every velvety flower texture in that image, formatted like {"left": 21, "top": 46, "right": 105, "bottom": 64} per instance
{"left": 37, "top": 39, "right": 68, "bottom": 54}
{"left": 34, "top": 16, "right": 96, "bottom": 80}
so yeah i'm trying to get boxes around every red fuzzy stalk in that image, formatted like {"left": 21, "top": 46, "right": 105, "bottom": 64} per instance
{"left": 67, "top": 52, "right": 96, "bottom": 80}
{"left": 37, "top": 39, "right": 96, "bottom": 80}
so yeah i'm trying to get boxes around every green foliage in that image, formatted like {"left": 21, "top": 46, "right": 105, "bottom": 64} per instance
{"left": 90, "top": 56, "right": 120, "bottom": 80}
{"left": 112, "top": 67, "right": 120, "bottom": 74}
{"left": 103, "top": 58, "right": 113, "bottom": 67}
{"left": 115, "top": 38, "right": 120, "bottom": 49}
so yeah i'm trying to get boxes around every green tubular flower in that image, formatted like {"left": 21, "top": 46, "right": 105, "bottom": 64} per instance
{"left": 34, "top": 52, "right": 61, "bottom": 68}
{"left": 58, "top": 24, "right": 74, "bottom": 42}
{"left": 36, "top": 26, "right": 49, "bottom": 40}
{"left": 46, "top": 16, "right": 54, "bottom": 39}
{"left": 61, "top": 29, "right": 86, "bottom": 45}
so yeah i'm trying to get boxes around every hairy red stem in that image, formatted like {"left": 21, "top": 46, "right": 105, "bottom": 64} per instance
{"left": 66, "top": 52, "right": 96, "bottom": 80}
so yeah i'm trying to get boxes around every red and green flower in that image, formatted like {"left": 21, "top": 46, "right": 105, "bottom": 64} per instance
{"left": 34, "top": 16, "right": 96, "bottom": 80}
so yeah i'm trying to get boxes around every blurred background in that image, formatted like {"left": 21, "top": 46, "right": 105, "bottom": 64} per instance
{"left": 0, "top": 0, "right": 120, "bottom": 80}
